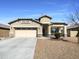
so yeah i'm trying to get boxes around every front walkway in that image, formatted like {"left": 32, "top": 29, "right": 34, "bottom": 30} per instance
{"left": 37, "top": 37, "right": 50, "bottom": 40}
{"left": 34, "top": 39, "right": 79, "bottom": 59}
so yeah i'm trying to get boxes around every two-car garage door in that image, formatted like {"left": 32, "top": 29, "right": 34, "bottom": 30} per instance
{"left": 15, "top": 28, "right": 37, "bottom": 37}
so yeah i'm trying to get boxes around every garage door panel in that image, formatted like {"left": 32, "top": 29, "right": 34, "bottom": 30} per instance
{"left": 15, "top": 30, "right": 36, "bottom": 37}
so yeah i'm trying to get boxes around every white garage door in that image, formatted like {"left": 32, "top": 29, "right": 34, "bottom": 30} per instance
{"left": 15, "top": 29, "right": 36, "bottom": 37}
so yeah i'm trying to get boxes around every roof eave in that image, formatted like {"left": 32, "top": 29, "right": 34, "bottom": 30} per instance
{"left": 51, "top": 22, "right": 68, "bottom": 25}
{"left": 8, "top": 18, "right": 42, "bottom": 25}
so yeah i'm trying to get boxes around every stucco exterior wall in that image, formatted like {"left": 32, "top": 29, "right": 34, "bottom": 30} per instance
{"left": 40, "top": 17, "right": 51, "bottom": 24}
{"left": 9, "top": 20, "right": 42, "bottom": 37}
{"left": 9, "top": 16, "right": 67, "bottom": 38}
{"left": 0, "top": 28, "right": 9, "bottom": 38}
{"left": 70, "top": 31, "right": 78, "bottom": 37}
{"left": 67, "top": 28, "right": 79, "bottom": 37}
{"left": 9, "top": 27, "right": 15, "bottom": 37}
{"left": 48, "top": 25, "right": 51, "bottom": 37}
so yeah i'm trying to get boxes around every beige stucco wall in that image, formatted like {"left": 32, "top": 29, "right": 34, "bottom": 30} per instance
{"left": 9, "top": 20, "right": 42, "bottom": 37}
{"left": 40, "top": 17, "right": 51, "bottom": 24}
{"left": 48, "top": 25, "right": 51, "bottom": 36}
{"left": 0, "top": 29, "right": 9, "bottom": 38}
{"left": 70, "top": 31, "right": 78, "bottom": 37}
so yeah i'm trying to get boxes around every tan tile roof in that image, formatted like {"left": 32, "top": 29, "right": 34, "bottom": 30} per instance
{"left": 0, "top": 23, "right": 10, "bottom": 29}
{"left": 51, "top": 22, "right": 67, "bottom": 25}
{"left": 39, "top": 15, "right": 52, "bottom": 19}
{"left": 67, "top": 24, "right": 79, "bottom": 29}
{"left": 8, "top": 18, "right": 42, "bottom": 25}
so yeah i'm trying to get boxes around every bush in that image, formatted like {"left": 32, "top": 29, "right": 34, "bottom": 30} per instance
{"left": 55, "top": 33, "right": 60, "bottom": 39}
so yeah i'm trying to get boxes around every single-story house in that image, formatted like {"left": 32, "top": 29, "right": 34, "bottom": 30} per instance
{"left": 8, "top": 15, "right": 67, "bottom": 38}
{"left": 0, "top": 23, "right": 10, "bottom": 38}
{"left": 67, "top": 24, "right": 79, "bottom": 37}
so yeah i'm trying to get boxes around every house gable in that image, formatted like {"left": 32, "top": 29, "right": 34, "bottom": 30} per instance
{"left": 9, "top": 19, "right": 41, "bottom": 24}
{"left": 9, "top": 19, "right": 42, "bottom": 27}
{"left": 39, "top": 15, "right": 52, "bottom": 24}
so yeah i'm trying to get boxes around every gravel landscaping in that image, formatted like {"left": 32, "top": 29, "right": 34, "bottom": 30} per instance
{"left": 34, "top": 39, "right": 79, "bottom": 59}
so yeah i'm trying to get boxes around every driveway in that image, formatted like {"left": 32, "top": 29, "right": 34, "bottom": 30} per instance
{"left": 0, "top": 37, "right": 37, "bottom": 59}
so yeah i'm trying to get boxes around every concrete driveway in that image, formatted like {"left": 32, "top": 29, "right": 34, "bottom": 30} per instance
{"left": 0, "top": 37, "right": 37, "bottom": 59}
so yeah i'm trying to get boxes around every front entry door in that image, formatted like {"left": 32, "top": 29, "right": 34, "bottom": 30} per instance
{"left": 43, "top": 24, "right": 48, "bottom": 37}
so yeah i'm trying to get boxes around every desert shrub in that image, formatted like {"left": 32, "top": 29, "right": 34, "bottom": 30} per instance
{"left": 55, "top": 33, "right": 60, "bottom": 39}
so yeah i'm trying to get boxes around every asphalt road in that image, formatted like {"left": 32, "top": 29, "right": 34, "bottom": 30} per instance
{"left": 0, "top": 37, "right": 37, "bottom": 59}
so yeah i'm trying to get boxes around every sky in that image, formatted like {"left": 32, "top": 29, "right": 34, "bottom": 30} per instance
{"left": 0, "top": 0, "right": 79, "bottom": 24}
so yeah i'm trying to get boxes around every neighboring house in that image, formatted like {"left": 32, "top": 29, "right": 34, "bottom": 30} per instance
{"left": 0, "top": 23, "right": 10, "bottom": 38}
{"left": 8, "top": 15, "right": 67, "bottom": 38}
{"left": 67, "top": 25, "right": 79, "bottom": 37}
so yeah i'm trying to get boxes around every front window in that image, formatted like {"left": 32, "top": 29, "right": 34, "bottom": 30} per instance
{"left": 51, "top": 28, "right": 57, "bottom": 35}
{"left": 51, "top": 27, "right": 64, "bottom": 37}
